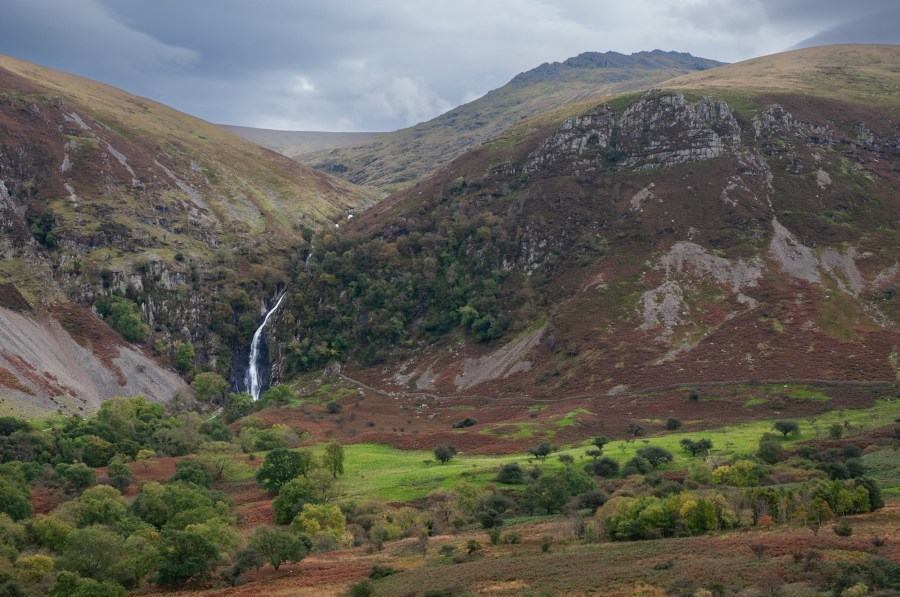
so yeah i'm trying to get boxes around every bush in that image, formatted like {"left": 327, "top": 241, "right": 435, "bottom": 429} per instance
{"left": 587, "top": 456, "right": 620, "bottom": 478}
{"left": 369, "top": 565, "right": 397, "bottom": 580}
{"left": 452, "top": 417, "right": 477, "bottom": 429}
{"left": 665, "top": 417, "right": 682, "bottom": 430}
{"left": 248, "top": 525, "right": 308, "bottom": 570}
{"left": 622, "top": 456, "right": 650, "bottom": 477}
{"left": 758, "top": 438, "right": 784, "bottom": 464}
{"left": 829, "top": 423, "right": 844, "bottom": 439}
{"left": 834, "top": 520, "right": 853, "bottom": 537}
{"left": 349, "top": 580, "right": 374, "bottom": 597}
{"left": 496, "top": 463, "right": 524, "bottom": 484}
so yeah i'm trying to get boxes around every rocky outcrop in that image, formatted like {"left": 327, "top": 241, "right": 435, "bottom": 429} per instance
{"left": 524, "top": 91, "right": 741, "bottom": 175}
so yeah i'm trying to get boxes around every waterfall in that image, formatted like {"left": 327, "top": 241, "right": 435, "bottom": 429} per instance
{"left": 246, "top": 291, "right": 286, "bottom": 401}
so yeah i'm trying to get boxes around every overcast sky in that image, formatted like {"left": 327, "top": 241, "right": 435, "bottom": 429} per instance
{"left": 2, "top": 1, "right": 898, "bottom": 132}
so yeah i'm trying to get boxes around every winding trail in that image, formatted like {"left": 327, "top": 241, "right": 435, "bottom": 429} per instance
{"left": 337, "top": 371, "right": 895, "bottom": 404}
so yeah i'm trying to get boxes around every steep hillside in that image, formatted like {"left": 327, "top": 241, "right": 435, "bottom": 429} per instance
{"left": 272, "top": 45, "right": 900, "bottom": 406}
{"left": 295, "top": 51, "right": 724, "bottom": 191}
{"left": 0, "top": 55, "right": 375, "bottom": 413}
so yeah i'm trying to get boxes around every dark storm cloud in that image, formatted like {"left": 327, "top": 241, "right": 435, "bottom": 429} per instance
{"left": 1, "top": 1, "right": 896, "bottom": 132}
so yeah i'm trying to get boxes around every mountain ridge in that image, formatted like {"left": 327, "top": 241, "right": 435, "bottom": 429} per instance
{"left": 236, "top": 50, "right": 724, "bottom": 191}
{"left": 267, "top": 45, "right": 900, "bottom": 409}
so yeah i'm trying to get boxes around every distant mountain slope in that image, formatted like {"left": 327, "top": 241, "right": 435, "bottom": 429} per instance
{"left": 271, "top": 45, "right": 900, "bottom": 400}
{"left": 0, "top": 55, "right": 375, "bottom": 413}
{"left": 218, "top": 125, "right": 380, "bottom": 158}
{"left": 296, "top": 50, "right": 724, "bottom": 190}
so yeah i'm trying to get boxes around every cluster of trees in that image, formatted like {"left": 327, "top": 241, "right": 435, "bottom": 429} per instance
{"left": 280, "top": 203, "right": 541, "bottom": 372}
{"left": 0, "top": 473, "right": 238, "bottom": 594}
{"left": 0, "top": 395, "right": 319, "bottom": 594}
{"left": 590, "top": 476, "right": 883, "bottom": 542}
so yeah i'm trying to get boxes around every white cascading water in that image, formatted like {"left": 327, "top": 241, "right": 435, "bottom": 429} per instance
{"left": 246, "top": 292, "right": 286, "bottom": 401}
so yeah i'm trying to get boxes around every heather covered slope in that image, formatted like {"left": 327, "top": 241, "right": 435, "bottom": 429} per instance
{"left": 294, "top": 50, "right": 724, "bottom": 190}
{"left": 0, "top": 56, "right": 374, "bottom": 412}
{"left": 273, "top": 45, "right": 900, "bottom": 401}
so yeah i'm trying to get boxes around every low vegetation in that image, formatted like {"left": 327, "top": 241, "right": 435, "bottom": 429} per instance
{"left": 0, "top": 394, "right": 892, "bottom": 595}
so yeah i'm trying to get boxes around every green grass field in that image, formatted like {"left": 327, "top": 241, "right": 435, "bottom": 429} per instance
{"left": 315, "top": 399, "right": 899, "bottom": 502}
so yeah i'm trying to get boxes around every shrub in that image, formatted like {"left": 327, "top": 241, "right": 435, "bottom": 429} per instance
{"left": 452, "top": 417, "right": 477, "bottom": 429}
{"left": 587, "top": 457, "right": 620, "bottom": 478}
{"left": 834, "top": 520, "right": 853, "bottom": 537}
{"left": 248, "top": 525, "right": 308, "bottom": 570}
{"left": 496, "top": 463, "right": 524, "bottom": 484}
{"left": 368, "top": 565, "right": 397, "bottom": 580}
{"left": 622, "top": 456, "right": 650, "bottom": 477}
{"left": 829, "top": 423, "right": 844, "bottom": 440}
{"left": 665, "top": 417, "right": 682, "bottom": 430}
{"left": 758, "top": 438, "right": 784, "bottom": 464}
{"left": 349, "top": 580, "right": 374, "bottom": 597}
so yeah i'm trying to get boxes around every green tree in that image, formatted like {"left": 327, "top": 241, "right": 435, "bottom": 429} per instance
{"left": 191, "top": 372, "right": 228, "bottom": 403}
{"left": 591, "top": 436, "right": 610, "bottom": 450}
{"left": 255, "top": 449, "right": 306, "bottom": 492}
{"left": 260, "top": 384, "right": 295, "bottom": 406}
{"left": 773, "top": 420, "right": 800, "bottom": 438}
{"left": 758, "top": 437, "right": 784, "bottom": 464}
{"left": 173, "top": 342, "right": 195, "bottom": 374}
{"left": 99, "top": 296, "right": 147, "bottom": 342}
{"left": 72, "top": 485, "right": 127, "bottom": 527}
{"left": 0, "top": 478, "right": 30, "bottom": 521}
{"left": 31, "top": 514, "right": 74, "bottom": 552}
{"left": 636, "top": 446, "right": 674, "bottom": 469}
{"left": 224, "top": 393, "right": 255, "bottom": 423}
{"left": 155, "top": 529, "right": 220, "bottom": 587}
{"left": 55, "top": 462, "right": 96, "bottom": 494}
{"left": 171, "top": 458, "right": 215, "bottom": 488}
{"left": 291, "top": 503, "right": 346, "bottom": 540}
{"left": 58, "top": 525, "right": 124, "bottom": 578}
{"left": 680, "top": 438, "right": 713, "bottom": 457}
{"left": 433, "top": 444, "right": 458, "bottom": 464}
{"left": 524, "top": 473, "right": 571, "bottom": 514}
{"left": 587, "top": 456, "right": 620, "bottom": 478}
{"left": 496, "top": 463, "right": 524, "bottom": 484}
{"left": 528, "top": 441, "right": 554, "bottom": 461}
{"left": 806, "top": 497, "right": 834, "bottom": 535}
{"left": 248, "top": 525, "right": 308, "bottom": 570}
{"left": 106, "top": 455, "right": 133, "bottom": 492}
{"left": 273, "top": 477, "right": 325, "bottom": 524}
{"left": 322, "top": 441, "right": 345, "bottom": 478}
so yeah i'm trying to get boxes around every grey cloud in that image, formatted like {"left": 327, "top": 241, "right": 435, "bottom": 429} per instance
{"left": 795, "top": 8, "right": 900, "bottom": 48}
{"left": 1, "top": 1, "right": 896, "bottom": 132}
